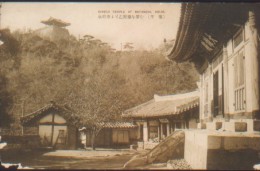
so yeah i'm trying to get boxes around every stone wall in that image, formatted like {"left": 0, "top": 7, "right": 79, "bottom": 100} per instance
{"left": 185, "top": 130, "right": 260, "bottom": 169}
{"left": 185, "top": 130, "right": 208, "bottom": 169}
{"left": 23, "top": 126, "right": 38, "bottom": 135}
{"left": 1, "top": 135, "right": 41, "bottom": 151}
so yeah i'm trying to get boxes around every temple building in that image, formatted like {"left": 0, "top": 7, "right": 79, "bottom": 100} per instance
{"left": 80, "top": 122, "right": 138, "bottom": 148}
{"left": 34, "top": 17, "right": 71, "bottom": 41}
{"left": 168, "top": 3, "right": 260, "bottom": 169}
{"left": 122, "top": 91, "right": 199, "bottom": 149}
{"left": 20, "top": 101, "right": 80, "bottom": 150}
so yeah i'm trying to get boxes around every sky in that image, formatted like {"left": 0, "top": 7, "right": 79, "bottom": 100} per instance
{"left": 1, "top": 2, "right": 181, "bottom": 50}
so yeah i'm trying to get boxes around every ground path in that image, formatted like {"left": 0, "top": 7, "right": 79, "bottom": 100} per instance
{"left": 1, "top": 148, "right": 188, "bottom": 169}
{"left": 1, "top": 148, "right": 138, "bottom": 169}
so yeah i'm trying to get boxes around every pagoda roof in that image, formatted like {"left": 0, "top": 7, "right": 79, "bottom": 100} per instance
{"left": 41, "top": 17, "right": 70, "bottom": 27}
{"left": 168, "top": 3, "right": 260, "bottom": 73}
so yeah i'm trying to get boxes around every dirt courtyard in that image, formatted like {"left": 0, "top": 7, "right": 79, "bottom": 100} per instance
{"left": 1, "top": 148, "right": 140, "bottom": 169}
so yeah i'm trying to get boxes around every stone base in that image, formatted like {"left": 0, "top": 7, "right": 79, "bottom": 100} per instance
{"left": 206, "top": 122, "right": 222, "bottom": 130}
{"left": 200, "top": 119, "right": 260, "bottom": 132}
{"left": 197, "top": 123, "right": 206, "bottom": 129}
{"left": 137, "top": 141, "right": 158, "bottom": 150}
{"left": 185, "top": 130, "right": 260, "bottom": 169}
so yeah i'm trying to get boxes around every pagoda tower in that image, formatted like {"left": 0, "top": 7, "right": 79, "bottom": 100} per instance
{"left": 35, "top": 17, "right": 71, "bottom": 41}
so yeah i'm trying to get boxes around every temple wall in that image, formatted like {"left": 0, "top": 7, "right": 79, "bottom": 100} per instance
{"left": 185, "top": 130, "right": 260, "bottom": 169}
{"left": 199, "top": 14, "right": 260, "bottom": 125}
{"left": 35, "top": 26, "right": 70, "bottom": 42}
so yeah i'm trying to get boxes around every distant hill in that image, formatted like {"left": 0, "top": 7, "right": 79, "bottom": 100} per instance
{"left": 0, "top": 29, "right": 199, "bottom": 133}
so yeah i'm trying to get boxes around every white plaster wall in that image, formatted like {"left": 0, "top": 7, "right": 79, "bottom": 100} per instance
{"left": 39, "top": 113, "right": 67, "bottom": 124}
{"left": 185, "top": 131, "right": 208, "bottom": 169}
{"left": 54, "top": 114, "right": 66, "bottom": 124}
{"left": 52, "top": 125, "right": 67, "bottom": 145}
{"left": 39, "top": 114, "right": 53, "bottom": 123}
{"left": 39, "top": 125, "right": 52, "bottom": 143}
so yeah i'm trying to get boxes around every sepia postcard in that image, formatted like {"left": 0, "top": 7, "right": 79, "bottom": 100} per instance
{"left": 0, "top": 2, "right": 260, "bottom": 170}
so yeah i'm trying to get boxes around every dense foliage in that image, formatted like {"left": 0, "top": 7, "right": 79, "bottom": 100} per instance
{"left": 0, "top": 29, "right": 199, "bottom": 135}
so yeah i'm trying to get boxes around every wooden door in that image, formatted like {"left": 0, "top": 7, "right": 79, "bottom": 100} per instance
{"left": 139, "top": 124, "right": 143, "bottom": 141}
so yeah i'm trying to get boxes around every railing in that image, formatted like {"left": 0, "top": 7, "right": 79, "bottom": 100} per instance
{"left": 234, "top": 86, "right": 245, "bottom": 111}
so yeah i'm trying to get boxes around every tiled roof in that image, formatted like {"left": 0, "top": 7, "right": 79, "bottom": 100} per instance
{"left": 167, "top": 3, "right": 257, "bottom": 67}
{"left": 99, "top": 122, "right": 138, "bottom": 129}
{"left": 79, "top": 122, "right": 138, "bottom": 130}
{"left": 122, "top": 91, "right": 199, "bottom": 118}
{"left": 20, "top": 101, "right": 79, "bottom": 126}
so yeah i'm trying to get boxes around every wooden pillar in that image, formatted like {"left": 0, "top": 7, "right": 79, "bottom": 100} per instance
{"left": 200, "top": 74, "right": 204, "bottom": 120}
{"left": 50, "top": 113, "right": 55, "bottom": 146}
{"left": 147, "top": 119, "right": 150, "bottom": 141}
{"left": 223, "top": 46, "right": 229, "bottom": 117}
{"left": 158, "top": 120, "right": 161, "bottom": 141}
{"left": 160, "top": 123, "right": 163, "bottom": 138}
{"left": 171, "top": 119, "right": 175, "bottom": 132}
{"left": 169, "top": 119, "right": 172, "bottom": 134}
{"left": 248, "top": 10, "right": 260, "bottom": 114}
{"left": 143, "top": 121, "right": 149, "bottom": 142}
{"left": 166, "top": 122, "right": 170, "bottom": 136}
{"left": 210, "top": 64, "right": 214, "bottom": 119}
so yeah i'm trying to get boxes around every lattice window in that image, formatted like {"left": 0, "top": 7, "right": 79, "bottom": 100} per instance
{"left": 234, "top": 50, "right": 245, "bottom": 111}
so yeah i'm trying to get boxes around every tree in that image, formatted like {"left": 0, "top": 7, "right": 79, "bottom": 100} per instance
{"left": 65, "top": 51, "right": 127, "bottom": 149}
{"left": 0, "top": 29, "right": 20, "bottom": 127}
{"left": 1, "top": 29, "right": 199, "bottom": 139}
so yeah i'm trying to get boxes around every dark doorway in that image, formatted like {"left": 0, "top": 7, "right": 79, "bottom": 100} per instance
{"left": 213, "top": 71, "right": 219, "bottom": 117}
{"left": 139, "top": 124, "right": 143, "bottom": 141}
{"left": 162, "top": 123, "right": 167, "bottom": 137}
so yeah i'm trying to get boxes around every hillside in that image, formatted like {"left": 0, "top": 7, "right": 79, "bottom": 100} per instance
{"left": 0, "top": 29, "right": 199, "bottom": 133}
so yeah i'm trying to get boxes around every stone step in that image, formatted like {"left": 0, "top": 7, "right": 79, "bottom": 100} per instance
{"left": 123, "top": 130, "right": 185, "bottom": 168}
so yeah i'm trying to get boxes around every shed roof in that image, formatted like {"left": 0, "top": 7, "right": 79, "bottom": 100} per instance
{"left": 122, "top": 91, "right": 199, "bottom": 118}
{"left": 20, "top": 101, "right": 79, "bottom": 126}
